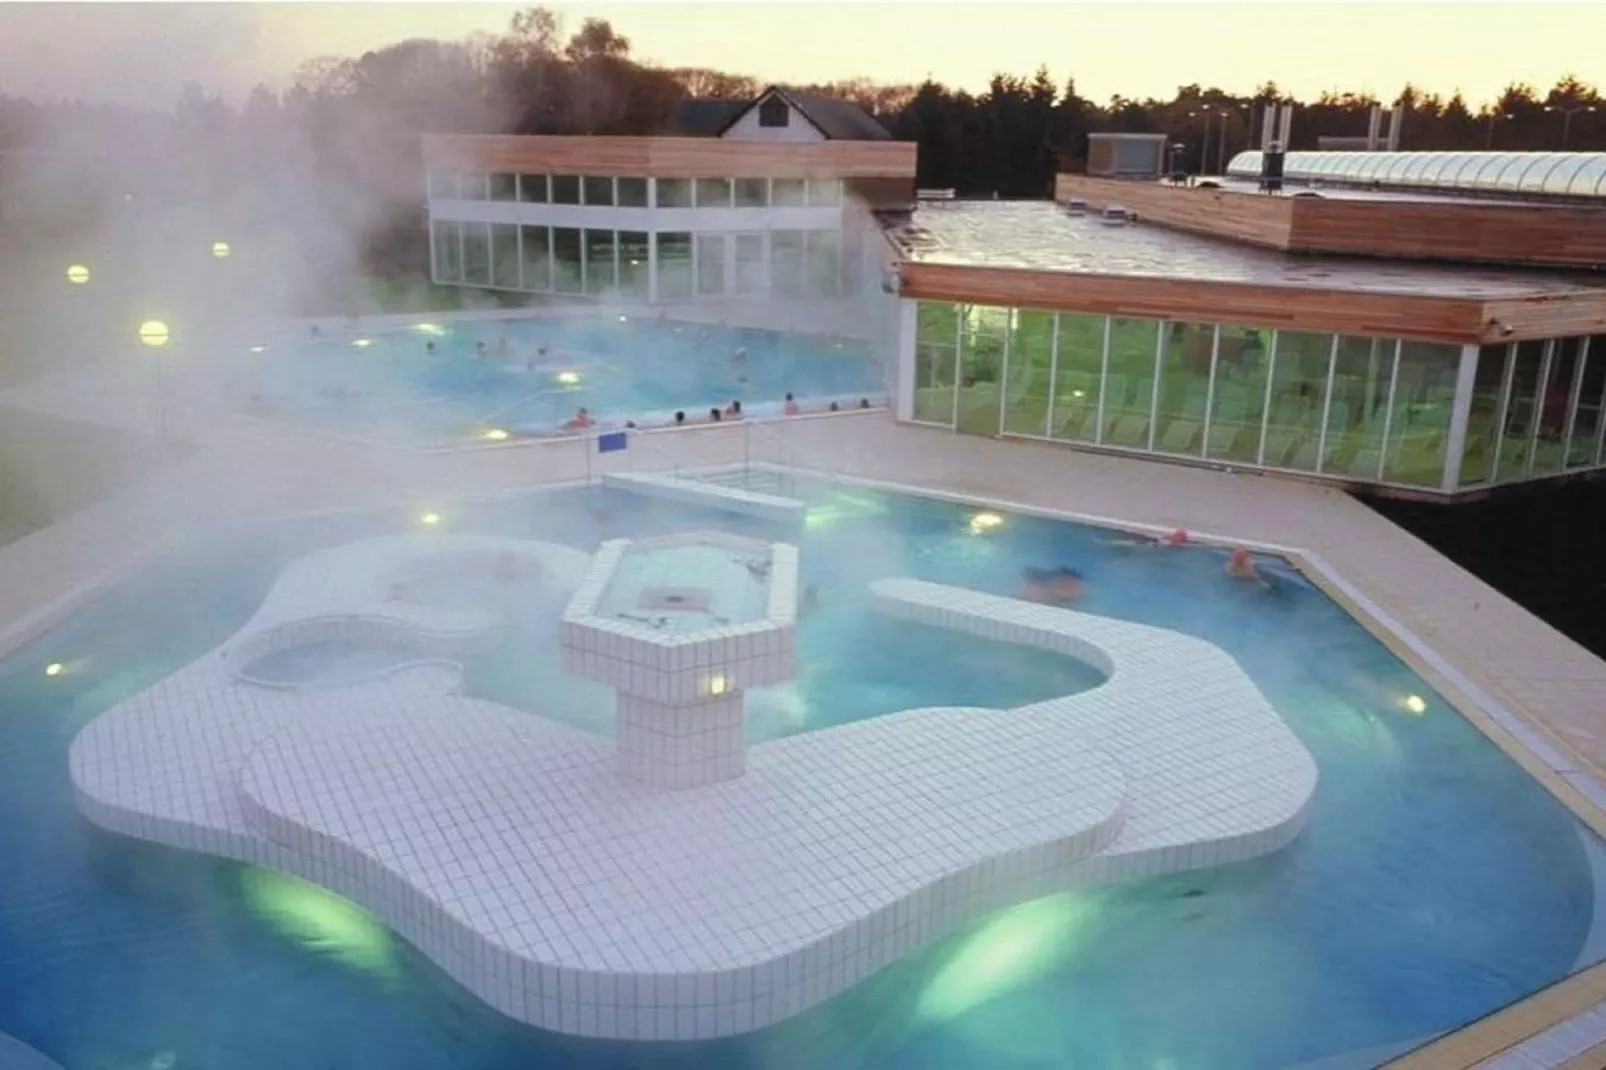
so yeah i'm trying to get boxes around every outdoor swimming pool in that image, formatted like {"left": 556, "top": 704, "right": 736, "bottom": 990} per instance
{"left": 221, "top": 315, "right": 887, "bottom": 445}
{"left": 1, "top": 478, "right": 1602, "bottom": 1069}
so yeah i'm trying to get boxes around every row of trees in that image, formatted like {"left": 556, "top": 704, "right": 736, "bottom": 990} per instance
{"left": 2, "top": 7, "right": 1603, "bottom": 260}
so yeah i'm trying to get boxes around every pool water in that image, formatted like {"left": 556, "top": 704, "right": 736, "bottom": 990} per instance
{"left": 1, "top": 482, "right": 1603, "bottom": 1070}
{"left": 224, "top": 315, "right": 886, "bottom": 443}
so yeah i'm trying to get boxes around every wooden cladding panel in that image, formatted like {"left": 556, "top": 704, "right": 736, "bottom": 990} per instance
{"left": 1289, "top": 200, "right": 1606, "bottom": 268}
{"left": 899, "top": 262, "right": 1488, "bottom": 343}
{"left": 1055, "top": 175, "right": 1295, "bottom": 249}
{"left": 422, "top": 135, "right": 918, "bottom": 179}
{"left": 1054, "top": 173, "right": 1606, "bottom": 268}
{"left": 1482, "top": 294, "right": 1606, "bottom": 342}
{"left": 844, "top": 176, "right": 917, "bottom": 209}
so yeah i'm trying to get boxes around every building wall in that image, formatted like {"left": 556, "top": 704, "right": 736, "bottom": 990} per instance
{"left": 722, "top": 101, "right": 828, "bottom": 143}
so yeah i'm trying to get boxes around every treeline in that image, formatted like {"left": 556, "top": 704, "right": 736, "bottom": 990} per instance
{"left": 1, "top": 6, "right": 1602, "bottom": 254}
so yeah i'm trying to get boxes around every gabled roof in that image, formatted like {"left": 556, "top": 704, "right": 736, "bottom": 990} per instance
{"left": 663, "top": 98, "right": 748, "bottom": 138}
{"left": 713, "top": 86, "right": 892, "bottom": 142}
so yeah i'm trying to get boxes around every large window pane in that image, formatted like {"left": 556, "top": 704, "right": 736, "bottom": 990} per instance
{"left": 1101, "top": 318, "right": 1160, "bottom": 447}
{"left": 490, "top": 173, "right": 518, "bottom": 201}
{"left": 1383, "top": 341, "right": 1460, "bottom": 487}
{"left": 1459, "top": 343, "right": 1508, "bottom": 484}
{"left": 520, "top": 225, "right": 550, "bottom": 292}
{"left": 807, "top": 179, "right": 842, "bottom": 206}
{"left": 617, "top": 177, "right": 648, "bottom": 208}
{"left": 582, "top": 176, "right": 614, "bottom": 207}
{"left": 735, "top": 178, "right": 769, "bottom": 208}
{"left": 457, "top": 174, "right": 488, "bottom": 200}
{"left": 1002, "top": 309, "right": 1054, "bottom": 437}
{"left": 806, "top": 230, "right": 839, "bottom": 297}
{"left": 1048, "top": 314, "right": 1105, "bottom": 443}
{"left": 518, "top": 174, "right": 548, "bottom": 203}
{"left": 696, "top": 235, "right": 726, "bottom": 297}
{"left": 957, "top": 305, "right": 1008, "bottom": 436}
{"left": 656, "top": 232, "right": 692, "bottom": 301}
{"left": 427, "top": 171, "right": 456, "bottom": 199}
{"left": 1323, "top": 336, "right": 1395, "bottom": 478}
{"left": 490, "top": 223, "right": 520, "bottom": 289}
{"left": 1497, "top": 340, "right": 1546, "bottom": 481}
{"left": 618, "top": 231, "right": 649, "bottom": 299}
{"left": 1534, "top": 337, "right": 1582, "bottom": 477}
{"left": 1206, "top": 325, "right": 1270, "bottom": 463}
{"left": 551, "top": 175, "right": 580, "bottom": 205}
{"left": 695, "top": 177, "right": 732, "bottom": 208}
{"left": 772, "top": 178, "right": 806, "bottom": 207}
{"left": 432, "top": 220, "right": 461, "bottom": 282}
{"left": 656, "top": 178, "right": 692, "bottom": 208}
{"left": 1154, "top": 322, "right": 1214, "bottom": 456}
{"left": 462, "top": 222, "right": 491, "bottom": 285}
{"left": 584, "top": 229, "right": 616, "bottom": 295}
{"left": 771, "top": 230, "right": 806, "bottom": 298}
{"left": 552, "top": 227, "right": 582, "bottom": 294}
{"left": 734, "top": 234, "right": 766, "bottom": 295}
{"left": 1264, "top": 331, "right": 1332, "bottom": 470}
{"left": 1567, "top": 338, "right": 1606, "bottom": 469}
{"left": 913, "top": 302, "right": 959, "bottom": 425}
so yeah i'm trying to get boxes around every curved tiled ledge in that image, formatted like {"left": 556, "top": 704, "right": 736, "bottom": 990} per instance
{"left": 70, "top": 540, "right": 1316, "bottom": 1041}
{"left": 0, "top": 1033, "right": 66, "bottom": 1070}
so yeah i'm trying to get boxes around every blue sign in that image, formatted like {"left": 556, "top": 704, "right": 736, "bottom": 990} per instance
{"left": 597, "top": 431, "right": 629, "bottom": 454}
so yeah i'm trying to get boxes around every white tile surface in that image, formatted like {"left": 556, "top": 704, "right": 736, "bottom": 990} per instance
{"left": 600, "top": 472, "right": 806, "bottom": 525}
{"left": 70, "top": 533, "right": 1314, "bottom": 1041}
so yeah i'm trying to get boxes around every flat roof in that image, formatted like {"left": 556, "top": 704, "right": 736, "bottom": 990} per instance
{"left": 890, "top": 200, "right": 1606, "bottom": 301}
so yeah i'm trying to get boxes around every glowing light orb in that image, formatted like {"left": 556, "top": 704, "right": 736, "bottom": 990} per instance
{"left": 352, "top": 338, "right": 373, "bottom": 349}
{"left": 1072, "top": 389, "right": 1086, "bottom": 398}
{"left": 211, "top": 240, "right": 231, "bottom": 258}
{"left": 618, "top": 314, "right": 628, "bottom": 322}
{"left": 248, "top": 345, "right": 267, "bottom": 354}
{"left": 703, "top": 673, "right": 730, "bottom": 697}
{"left": 419, "top": 511, "right": 441, "bottom": 526}
{"left": 44, "top": 662, "right": 63, "bottom": 677}
{"left": 1403, "top": 694, "right": 1427, "bottom": 715}
{"left": 137, "top": 320, "right": 171, "bottom": 347}
{"left": 66, "top": 264, "right": 90, "bottom": 285}
{"left": 481, "top": 428, "right": 510, "bottom": 442}
{"left": 412, "top": 322, "right": 446, "bottom": 336}
{"left": 556, "top": 370, "right": 581, "bottom": 386}
{"left": 968, "top": 511, "right": 1004, "bottom": 534}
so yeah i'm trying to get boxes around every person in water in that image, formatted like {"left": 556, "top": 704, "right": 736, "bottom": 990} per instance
{"left": 1225, "top": 546, "right": 1275, "bottom": 589}
{"left": 829, "top": 401, "right": 841, "bottom": 412}
{"left": 1107, "top": 528, "right": 1190, "bottom": 549}
{"left": 724, "top": 399, "right": 743, "bottom": 419}
{"left": 859, "top": 398, "right": 871, "bottom": 409}
{"left": 475, "top": 340, "right": 488, "bottom": 356}
{"left": 674, "top": 410, "right": 686, "bottom": 426}
{"left": 783, "top": 393, "right": 800, "bottom": 416}
{"left": 1021, "top": 566, "right": 1084, "bottom": 604}
{"left": 564, "top": 407, "right": 593, "bottom": 430}
{"left": 709, "top": 407, "right": 723, "bottom": 422}
{"left": 425, "top": 340, "right": 436, "bottom": 355}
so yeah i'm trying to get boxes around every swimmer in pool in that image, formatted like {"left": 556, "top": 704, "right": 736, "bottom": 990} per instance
{"left": 1226, "top": 546, "right": 1274, "bottom": 590}
{"left": 475, "top": 340, "right": 488, "bottom": 356}
{"left": 1021, "top": 566, "right": 1084, "bottom": 604}
{"left": 724, "top": 399, "right": 743, "bottom": 419}
{"left": 425, "top": 340, "right": 436, "bottom": 354}
{"left": 783, "top": 393, "right": 800, "bottom": 416}
{"left": 564, "top": 407, "right": 594, "bottom": 430}
{"left": 1107, "top": 528, "right": 1190, "bottom": 549}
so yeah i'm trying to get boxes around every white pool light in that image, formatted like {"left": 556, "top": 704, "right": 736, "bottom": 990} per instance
{"left": 1403, "top": 694, "right": 1427, "bottom": 715}
{"left": 482, "top": 428, "right": 510, "bottom": 442}
{"left": 66, "top": 263, "right": 90, "bottom": 285}
{"left": 352, "top": 338, "right": 373, "bottom": 348}
{"left": 419, "top": 511, "right": 441, "bottom": 526}
{"left": 45, "top": 662, "right": 64, "bottom": 677}
{"left": 211, "top": 240, "right": 231, "bottom": 258}
{"left": 556, "top": 370, "right": 581, "bottom": 386}
{"left": 969, "top": 511, "right": 1004, "bottom": 534}
{"left": 703, "top": 673, "right": 730, "bottom": 697}
{"left": 248, "top": 345, "right": 267, "bottom": 354}
{"left": 618, "top": 314, "right": 628, "bottom": 322}
{"left": 137, "top": 320, "right": 170, "bottom": 347}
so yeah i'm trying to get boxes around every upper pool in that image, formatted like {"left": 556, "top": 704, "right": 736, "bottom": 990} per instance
{"left": 0, "top": 479, "right": 1602, "bottom": 1069}
{"left": 219, "top": 315, "right": 887, "bottom": 444}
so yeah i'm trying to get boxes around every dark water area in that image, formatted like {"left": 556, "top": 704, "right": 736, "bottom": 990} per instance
{"left": 1363, "top": 477, "right": 1606, "bottom": 658}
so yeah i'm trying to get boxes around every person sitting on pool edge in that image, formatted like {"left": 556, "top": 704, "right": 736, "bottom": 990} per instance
{"left": 859, "top": 398, "right": 871, "bottom": 409}
{"left": 709, "top": 407, "right": 723, "bottom": 422}
{"left": 1021, "top": 566, "right": 1084, "bottom": 604}
{"left": 564, "top": 407, "right": 593, "bottom": 431}
{"left": 724, "top": 399, "right": 743, "bottom": 419}
{"left": 783, "top": 393, "right": 800, "bottom": 416}
{"left": 674, "top": 410, "right": 686, "bottom": 426}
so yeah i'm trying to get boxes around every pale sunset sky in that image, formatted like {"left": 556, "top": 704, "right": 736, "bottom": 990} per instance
{"left": 0, "top": 1, "right": 1600, "bottom": 109}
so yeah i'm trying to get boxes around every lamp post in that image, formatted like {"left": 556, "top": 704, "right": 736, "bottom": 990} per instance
{"left": 1189, "top": 107, "right": 1217, "bottom": 174}
{"left": 137, "top": 319, "right": 171, "bottom": 443}
{"left": 1485, "top": 112, "right": 1513, "bottom": 150}
{"left": 1545, "top": 104, "right": 1597, "bottom": 149}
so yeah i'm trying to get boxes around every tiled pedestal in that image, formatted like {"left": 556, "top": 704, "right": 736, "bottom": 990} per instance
{"left": 616, "top": 692, "right": 746, "bottom": 787}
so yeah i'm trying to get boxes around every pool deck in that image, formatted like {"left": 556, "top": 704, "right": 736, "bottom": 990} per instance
{"left": 5, "top": 364, "right": 1606, "bottom": 1063}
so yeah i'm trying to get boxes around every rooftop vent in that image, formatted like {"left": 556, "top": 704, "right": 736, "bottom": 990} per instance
{"left": 1100, "top": 204, "right": 1130, "bottom": 226}
{"left": 1063, "top": 197, "right": 1088, "bottom": 215}
{"left": 917, "top": 188, "right": 956, "bottom": 200}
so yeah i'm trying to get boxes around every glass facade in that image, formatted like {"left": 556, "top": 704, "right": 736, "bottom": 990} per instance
{"left": 908, "top": 300, "right": 1606, "bottom": 492}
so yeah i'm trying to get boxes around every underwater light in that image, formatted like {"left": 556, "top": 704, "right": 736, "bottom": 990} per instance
{"left": 419, "top": 511, "right": 441, "bottom": 526}
{"left": 916, "top": 892, "right": 1092, "bottom": 1023}
{"left": 482, "top": 428, "right": 510, "bottom": 441}
{"left": 44, "top": 662, "right": 63, "bottom": 677}
{"left": 248, "top": 345, "right": 267, "bottom": 354}
{"left": 703, "top": 673, "right": 730, "bottom": 697}
{"left": 240, "top": 867, "right": 397, "bottom": 978}
{"left": 618, "top": 314, "right": 628, "bottom": 322}
{"left": 969, "top": 511, "right": 1004, "bottom": 533}
{"left": 556, "top": 370, "right": 581, "bottom": 386}
{"left": 352, "top": 338, "right": 373, "bottom": 348}
{"left": 137, "top": 320, "right": 170, "bottom": 347}
{"left": 66, "top": 263, "right": 89, "bottom": 285}
{"left": 412, "top": 322, "right": 446, "bottom": 336}
{"left": 1072, "top": 389, "right": 1086, "bottom": 398}
{"left": 1403, "top": 694, "right": 1427, "bottom": 715}
{"left": 211, "top": 240, "right": 231, "bottom": 258}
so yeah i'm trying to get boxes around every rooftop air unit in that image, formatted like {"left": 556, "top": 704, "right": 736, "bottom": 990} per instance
{"left": 1063, "top": 197, "right": 1088, "bottom": 215}
{"left": 1260, "top": 141, "right": 1286, "bottom": 194}
{"left": 1100, "top": 204, "right": 1130, "bottom": 225}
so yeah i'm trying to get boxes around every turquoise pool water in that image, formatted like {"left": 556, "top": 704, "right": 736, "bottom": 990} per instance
{"left": 224, "top": 316, "right": 885, "bottom": 443}
{"left": 1, "top": 481, "right": 1602, "bottom": 1069}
